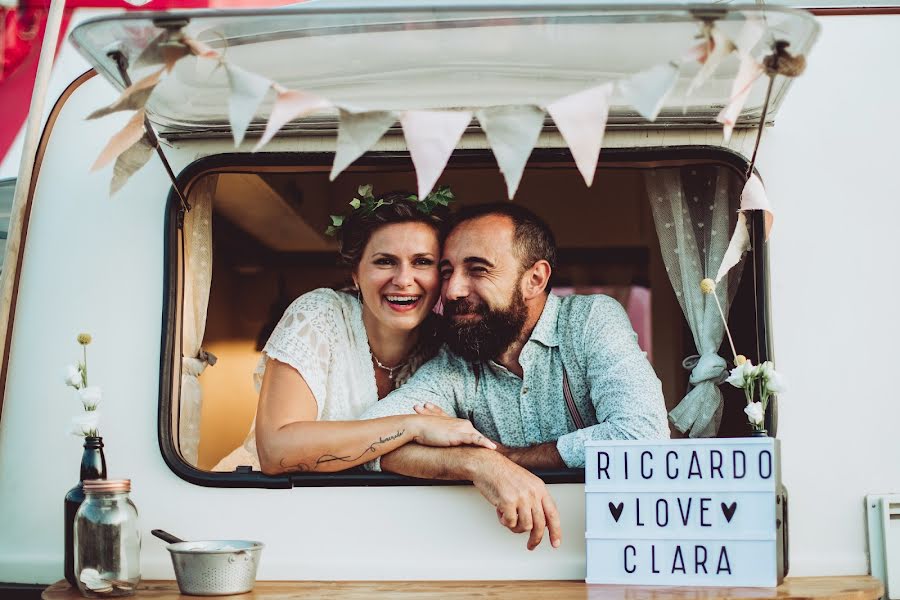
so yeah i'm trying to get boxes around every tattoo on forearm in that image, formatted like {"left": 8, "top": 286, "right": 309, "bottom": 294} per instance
{"left": 279, "top": 430, "right": 406, "bottom": 473}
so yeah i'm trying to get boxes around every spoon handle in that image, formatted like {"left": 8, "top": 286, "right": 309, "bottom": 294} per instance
{"left": 151, "top": 529, "right": 184, "bottom": 544}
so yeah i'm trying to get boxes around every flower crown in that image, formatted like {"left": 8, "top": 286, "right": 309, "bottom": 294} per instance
{"left": 325, "top": 184, "right": 454, "bottom": 236}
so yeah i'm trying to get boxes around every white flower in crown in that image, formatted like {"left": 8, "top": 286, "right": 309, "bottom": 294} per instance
{"left": 63, "top": 364, "right": 82, "bottom": 389}
{"left": 70, "top": 411, "right": 101, "bottom": 437}
{"left": 726, "top": 359, "right": 755, "bottom": 389}
{"left": 744, "top": 402, "right": 764, "bottom": 425}
{"left": 78, "top": 386, "right": 102, "bottom": 411}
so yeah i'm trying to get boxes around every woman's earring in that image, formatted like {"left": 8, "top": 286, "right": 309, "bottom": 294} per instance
{"left": 355, "top": 283, "right": 362, "bottom": 305}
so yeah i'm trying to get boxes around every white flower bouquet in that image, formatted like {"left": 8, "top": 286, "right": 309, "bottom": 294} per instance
{"left": 700, "top": 278, "right": 786, "bottom": 434}
{"left": 64, "top": 333, "right": 102, "bottom": 437}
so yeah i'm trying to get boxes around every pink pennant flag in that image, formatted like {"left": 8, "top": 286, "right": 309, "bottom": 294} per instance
{"left": 547, "top": 83, "right": 613, "bottom": 187}
{"left": 715, "top": 212, "right": 751, "bottom": 283}
{"left": 91, "top": 109, "right": 147, "bottom": 172}
{"left": 253, "top": 87, "right": 331, "bottom": 151}
{"left": 686, "top": 28, "right": 735, "bottom": 97}
{"left": 401, "top": 110, "right": 472, "bottom": 199}
{"left": 87, "top": 67, "right": 164, "bottom": 120}
{"left": 183, "top": 36, "right": 221, "bottom": 60}
{"left": 716, "top": 55, "right": 764, "bottom": 142}
{"left": 740, "top": 173, "right": 774, "bottom": 239}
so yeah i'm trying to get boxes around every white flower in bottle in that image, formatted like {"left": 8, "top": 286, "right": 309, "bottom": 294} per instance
{"left": 63, "top": 364, "right": 82, "bottom": 389}
{"left": 78, "top": 386, "right": 102, "bottom": 410}
{"left": 726, "top": 359, "right": 755, "bottom": 389}
{"left": 760, "top": 361, "right": 787, "bottom": 393}
{"left": 70, "top": 411, "right": 101, "bottom": 437}
{"left": 744, "top": 402, "right": 765, "bottom": 425}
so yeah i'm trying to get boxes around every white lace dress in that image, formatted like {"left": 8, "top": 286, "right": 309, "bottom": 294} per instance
{"left": 213, "top": 288, "right": 379, "bottom": 472}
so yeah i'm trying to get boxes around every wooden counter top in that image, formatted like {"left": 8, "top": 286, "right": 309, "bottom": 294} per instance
{"left": 44, "top": 576, "right": 883, "bottom": 600}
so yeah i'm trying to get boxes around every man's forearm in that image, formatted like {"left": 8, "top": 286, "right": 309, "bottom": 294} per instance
{"left": 500, "top": 442, "right": 566, "bottom": 469}
{"left": 380, "top": 444, "right": 494, "bottom": 480}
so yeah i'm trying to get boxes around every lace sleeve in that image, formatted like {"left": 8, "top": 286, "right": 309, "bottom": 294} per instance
{"left": 254, "top": 289, "right": 344, "bottom": 420}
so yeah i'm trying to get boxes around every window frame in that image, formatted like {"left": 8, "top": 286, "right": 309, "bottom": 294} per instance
{"left": 158, "top": 145, "right": 773, "bottom": 489}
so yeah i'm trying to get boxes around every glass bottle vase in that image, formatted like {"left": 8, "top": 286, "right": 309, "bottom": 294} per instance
{"left": 64, "top": 436, "right": 107, "bottom": 588}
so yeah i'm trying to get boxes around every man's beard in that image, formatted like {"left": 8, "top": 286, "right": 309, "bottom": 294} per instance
{"left": 444, "top": 289, "right": 528, "bottom": 362}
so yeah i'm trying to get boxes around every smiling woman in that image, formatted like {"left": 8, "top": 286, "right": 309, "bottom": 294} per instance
{"left": 212, "top": 189, "right": 495, "bottom": 475}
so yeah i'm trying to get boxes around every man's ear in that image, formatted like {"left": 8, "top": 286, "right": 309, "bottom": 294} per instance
{"left": 522, "top": 260, "right": 552, "bottom": 300}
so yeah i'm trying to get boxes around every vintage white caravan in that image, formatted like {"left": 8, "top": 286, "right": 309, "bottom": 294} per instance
{"left": 0, "top": 0, "right": 898, "bottom": 594}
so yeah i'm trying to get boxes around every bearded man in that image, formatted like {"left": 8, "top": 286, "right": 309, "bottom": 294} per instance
{"left": 359, "top": 203, "right": 669, "bottom": 550}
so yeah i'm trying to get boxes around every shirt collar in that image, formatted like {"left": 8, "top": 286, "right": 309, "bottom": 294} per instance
{"left": 528, "top": 292, "right": 560, "bottom": 348}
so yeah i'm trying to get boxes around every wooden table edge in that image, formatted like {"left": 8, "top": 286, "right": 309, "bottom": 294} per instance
{"left": 43, "top": 575, "right": 885, "bottom": 599}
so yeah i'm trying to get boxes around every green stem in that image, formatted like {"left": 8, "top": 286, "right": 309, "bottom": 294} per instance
{"left": 82, "top": 345, "right": 88, "bottom": 388}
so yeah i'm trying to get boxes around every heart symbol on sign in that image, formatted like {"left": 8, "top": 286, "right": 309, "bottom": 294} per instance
{"left": 721, "top": 502, "right": 738, "bottom": 523}
{"left": 609, "top": 502, "right": 624, "bottom": 522}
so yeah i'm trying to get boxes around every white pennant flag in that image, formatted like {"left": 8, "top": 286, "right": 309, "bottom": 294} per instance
{"left": 476, "top": 105, "right": 544, "bottom": 198}
{"left": 546, "top": 83, "right": 613, "bottom": 187}
{"left": 740, "top": 173, "right": 774, "bottom": 239}
{"left": 253, "top": 87, "right": 331, "bottom": 152}
{"left": 686, "top": 28, "right": 735, "bottom": 98}
{"left": 226, "top": 64, "right": 272, "bottom": 147}
{"left": 401, "top": 110, "right": 472, "bottom": 199}
{"left": 716, "top": 55, "right": 764, "bottom": 142}
{"left": 330, "top": 110, "right": 399, "bottom": 181}
{"left": 715, "top": 212, "right": 751, "bottom": 283}
{"left": 619, "top": 62, "right": 680, "bottom": 122}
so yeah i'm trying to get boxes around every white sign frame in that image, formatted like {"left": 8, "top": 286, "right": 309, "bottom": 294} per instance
{"left": 584, "top": 438, "right": 787, "bottom": 587}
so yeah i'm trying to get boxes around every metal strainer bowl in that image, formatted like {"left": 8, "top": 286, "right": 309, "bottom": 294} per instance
{"left": 152, "top": 530, "right": 263, "bottom": 596}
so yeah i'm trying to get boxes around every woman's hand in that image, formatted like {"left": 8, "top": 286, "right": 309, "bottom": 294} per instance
{"left": 413, "top": 402, "right": 450, "bottom": 417}
{"left": 409, "top": 414, "right": 497, "bottom": 450}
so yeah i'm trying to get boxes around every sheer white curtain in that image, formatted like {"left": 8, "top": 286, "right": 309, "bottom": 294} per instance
{"left": 645, "top": 166, "right": 744, "bottom": 437}
{"left": 179, "top": 175, "right": 217, "bottom": 465}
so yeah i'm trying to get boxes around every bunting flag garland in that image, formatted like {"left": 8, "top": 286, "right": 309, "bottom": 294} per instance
{"left": 618, "top": 62, "right": 680, "bottom": 122}
{"left": 476, "top": 105, "right": 545, "bottom": 198}
{"left": 253, "top": 86, "right": 332, "bottom": 152}
{"left": 110, "top": 134, "right": 155, "bottom": 196}
{"left": 226, "top": 64, "right": 273, "bottom": 148}
{"left": 546, "top": 84, "right": 613, "bottom": 187}
{"left": 86, "top": 68, "right": 164, "bottom": 120}
{"left": 86, "top": 15, "right": 800, "bottom": 202}
{"left": 330, "top": 109, "right": 399, "bottom": 181}
{"left": 713, "top": 174, "right": 773, "bottom": 283}
{"left": 91, "top": 109, "right": 148, "bottom": 172}
{"left": 401, "top": 110, "right": 473, "bottom": 199}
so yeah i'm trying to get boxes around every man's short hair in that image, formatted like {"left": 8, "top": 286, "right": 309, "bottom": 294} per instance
{"left": 447, "top": 203, "right": 557, "bottom": 285}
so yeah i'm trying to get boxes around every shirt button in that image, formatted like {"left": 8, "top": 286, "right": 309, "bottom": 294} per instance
{"left": 522, "top": 387, "right": 529, "bottom": 394}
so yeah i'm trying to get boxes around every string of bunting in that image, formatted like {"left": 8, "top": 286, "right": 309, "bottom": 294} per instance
{"left": 87, "top": 15, "right": 806, "bottom": 268}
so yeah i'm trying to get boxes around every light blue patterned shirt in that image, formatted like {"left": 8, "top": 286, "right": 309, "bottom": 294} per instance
{"left": 361, "top": 293, "right": 669, "bottom": 469}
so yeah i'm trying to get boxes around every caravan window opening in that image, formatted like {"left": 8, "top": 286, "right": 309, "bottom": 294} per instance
{"left": 158, "top": 147, "right": 772, "bottom": 489}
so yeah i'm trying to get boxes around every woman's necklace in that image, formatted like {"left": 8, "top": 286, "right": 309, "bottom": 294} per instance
{"left": 371, "top": 352, "right": 408, "bottom": 380}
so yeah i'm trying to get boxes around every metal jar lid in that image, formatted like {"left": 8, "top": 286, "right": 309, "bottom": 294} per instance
{"left": 83, "top": 479, "right": 131, "bottom": 493}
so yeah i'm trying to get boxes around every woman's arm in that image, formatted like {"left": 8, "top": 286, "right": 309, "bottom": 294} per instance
{"left": 255, "top": 360, "right": 494, "bottom": 475}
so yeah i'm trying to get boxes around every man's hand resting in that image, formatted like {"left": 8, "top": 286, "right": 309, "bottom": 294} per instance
{"left": 470, "top": 451, "right": 562, "bottom": 550}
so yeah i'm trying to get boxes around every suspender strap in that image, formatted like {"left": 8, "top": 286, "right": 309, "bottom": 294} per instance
{"left": 562, "top": 368, "right": 586, "bottom": 430}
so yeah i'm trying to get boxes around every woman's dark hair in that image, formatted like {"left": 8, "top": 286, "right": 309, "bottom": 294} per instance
{"left": 337, "top": 192, "right": 447, "bottom": 268}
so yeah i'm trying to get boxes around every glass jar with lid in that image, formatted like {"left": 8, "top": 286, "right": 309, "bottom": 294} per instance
{"left": 74, "top": 479, "right": 141, "bottom": 597}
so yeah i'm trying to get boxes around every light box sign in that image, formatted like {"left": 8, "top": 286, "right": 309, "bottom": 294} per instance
{"left": 584, "top": 438, "right": 787, "bottom": 587}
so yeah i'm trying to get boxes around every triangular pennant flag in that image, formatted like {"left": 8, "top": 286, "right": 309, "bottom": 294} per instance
{"left": 732, "top": 16, "right": 766, "bottom": 58}
{"left": 183, "top": 36, "right": 220, "bottom": 60}
{"left": 715, "top": 212, "right": 751, "bottom": 283}
{"left": 91, "top": 109, "right": 147, "bottom": 172}
{"left": 87, "top": 68, "right": 164, "bottom": 120}
{"left": 619, "top": 62, "right": 680, "bottom": 122}
{"left": 716, "top": 55, "right": 764, "bottom": 142}
{"left": 110, "top": 133, "right": 155, "bottom": 196}
{"left": 740, "top": 173, "right": 774, "bottom": 239}
{"left": 546, "top": 83, "right": 613, "bottom": 187}
{"left": 330, "top": 110, "right": 398, "bottom": 181}
{"left": 401, "top": 110, "right": 472, "bottom": 199}
{"left": 686, "top": 28, "right": 735, "bottom": 98}
{"left": 476, "top": 105, "right": 544, "bottom": 198}
{"left": 253, "top": 87, "right": 331, "bottom": 151}
{"left": 133, "top": 33, "right": 190, "bottom": 73}
{"left": 226, "top": 64, "right": 272, "bottom": 147}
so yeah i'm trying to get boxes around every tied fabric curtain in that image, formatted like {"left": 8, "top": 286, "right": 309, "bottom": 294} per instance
{"left": 645, "top": 166, "right": 744, "bottom": 437}
{"left": 179, "top": 175, "right": 217, "bottom": 465}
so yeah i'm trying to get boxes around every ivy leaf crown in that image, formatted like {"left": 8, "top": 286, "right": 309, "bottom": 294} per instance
{"left": 325, "top": 184, "right": 454, "bottom": 236}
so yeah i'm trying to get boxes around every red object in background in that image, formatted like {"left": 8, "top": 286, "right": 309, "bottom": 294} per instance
{"left": 0, "top": 0, "right": 302, "bottom": 169}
